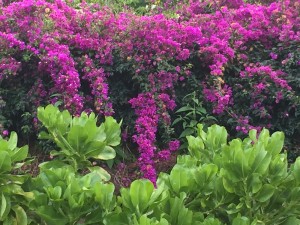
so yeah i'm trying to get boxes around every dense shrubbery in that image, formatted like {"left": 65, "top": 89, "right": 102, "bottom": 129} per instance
{"left": 0, "top": 0, "right": 299, "bottom": 182}
{"left": 1, "top": 108, "right": 300, "bottom": 224}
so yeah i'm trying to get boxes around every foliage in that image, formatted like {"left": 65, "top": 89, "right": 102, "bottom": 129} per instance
{"left": 1, "top": 121, "right": 300, "bottom": 224}
{"left": 0, "top": 0, "right": 299, "bottom": 182}
{"left": 158, "top": 124, "right": 300, "bottom": 224}
{"left": 37, "top": 104, "right": 121, "bottom": 177}
{"left": 26, "top": 165, "right": 117, "bottom": 224}
{"left": 172, "top": 91, "right": 217, "bottom": 150}
{"left": 0, "top": 132, "right": 32, "bottom": 224}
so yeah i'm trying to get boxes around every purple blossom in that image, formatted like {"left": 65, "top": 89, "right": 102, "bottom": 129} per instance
{"left": 270, "top": 52, "right": 278, "bottom": 60}
{"left": 2, "top": 130, "right": 9, "bottom": 137}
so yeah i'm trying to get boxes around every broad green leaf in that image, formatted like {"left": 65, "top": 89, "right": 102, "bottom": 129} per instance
{"left": 168, "top": 193, "right": 192, "bottom": 225}
{"left": 104, "top": 117, "right": 121, "bottom": 146}
{"left": 0, "top": 140, "right": 9, "bottom": 152}
{"left": 39, "top": 160, "right": 72, "bottom": 171}
{"left": 0, "top": 194, "right": 10, "bottom": 220}
{"left": 175, "top": 106, "right": 194, "bottom": 113}
{"left": 87, "top": 166, "right": 111, "bottom": 182}
{"left": 36, "top": 206, "right": 69, "bottom": 225}
{"left": 201, "top": 217, "right": 222, "bottom": 225}
{"left": 187, "top": 136, "right": 204, "bottom": 159}
{"left": 120, "top": 188, "right": 135, "bottom": 211}
{"left": 206, "top": 125, "right": 227, "bottom": 151}
{"left": 172, "top": 117, "right": 183, "bottom": 126}
{"left": 179, "top": 128, "right": 195, "bottom": 138}
{"left": 194, "top": 164, "right": 218, "bottom": 186}
{"left": 67, "top": 125, "right": 88, "bottom": 153}
{"left": 93, "top": 145, "right": 116, "bottom": 160}
{"left": 266, "top": 132, "right": 284, "bottom": 156}
{"left": 249, "top": 129, "right": 257, "bottom": 143}
{"left": 233, "top": 146, "right": 249, "bottom": 178}
{"left": 222, "top": 177, "right": 235, "bottom": 193}
{"left": 94, "top": 124, "right": 106, "bottom": 142}
{"left": 7, "top": 132, "right": 17, "bottom": 150}
{"left": 248, "top": 173, "right": 262, "bottom": 194}
{"left": 292, "top": 158, "right": 300, "bottom": 184}
{"left": 48, "top": 186, "right": 62, "bottom": 200}
{"left": 250, "top": 148, "right": 271, "bottom": 175}
{"left": 257, "top": 129, "right": 270, "bottom": 147}
{"left": 232, "top": 216, "right": 250, "bottom": 225}
{"left": 196, "top": 106, "right": 207, "bottom": 114}
{"left": 283, "top": 217, "right": 300, "bottom": 225}
{"left": 129, "top": 180, "right": 154, "bottom": 213}
{"left": 11, "top": 205, "right": 27, "bottom": 225}
{"left": 81, "top": 140, "right": 106, "bottom": 158}
{"left": 38, "top": 170, "right": 62, "bottom": 187}
{"left": 197, "top": 124, "right": 207, "bottom": 140}
{"left": 170, "top": 166, "right": 192, "bottom": 193}
{"left": 177, "top": 206, "right": 193, "bottom": 225}
{"left": 11, "top": 146, "right": 28, "bottom": 163}
{"left": 255, "top": 184, "right": 275, "bottom": 202}
{"left": 176, "top": 155, "right": 198, "bottom": 168}
{"left": 94, "top": 182, "right": 115, "bottom": 209}
{"left": 0, "top": 152, "right": 11, "bottom": 173}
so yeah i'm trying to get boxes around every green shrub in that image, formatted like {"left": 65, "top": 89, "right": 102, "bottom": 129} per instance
{"left": 159, "top": 124, "right": 300, "bottom": 224}
{"left": 37, "top": 104, "right": 122, "bottom": 178}
{"left": 2, "top": 119, "right": 300, "bottom": 224}
{"left": 0, "top": 132, "right": 32, "bottom": 224}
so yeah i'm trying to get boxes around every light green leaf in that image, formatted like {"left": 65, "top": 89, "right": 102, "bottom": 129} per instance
{"left": 11, "top": 146, "right": 28, "bottom": 163}
{"left": 36, "top": 206, "right": 69, "bottom": 225}
{"left": 170, "top": 166, "right": 192, "bottom": 193}
{"left": 249, "top": 129, "right": 257, "bottom": 143}
{"left": 11, "top": 205, "right": 27, "bottom": 225}
{"left": 7, "top": 132, "right": 17, "bottom": 150}
{"left": 255, "top": 184, "right": 275, "bottom": 202}
{"left": 93, "top": 146, "right": 116, "bottom": 160}
{"left": 232, "top": 216, "right": 250, "bottom": 225}
{"left": 0, "top": 152, "right": 11, "bottom": 173}
{"left": 88, "top": 166, "right": 111, "bottom": 182}
{"left": 104, "top": 117, "right": 121, "bottom": 146}
{"left": 292, "top": 158, "right": 300, "bottom": 184}
{"left": 129, "top": 180, "right": 154, "bottom": 214}
{"left": 266, "top": 132, "right": 284, "bottom": 156}
{"left": 0, "top": 194, "right": 10, "bottom": 220}
{"left": 222, "top": 177, "right": 235, "bottom": 193}
{"left": 67, "top": 125, "right": 88, "bottom": 153}
{"left": 94, "top": 182, "right": 115, "bottom": 209}
{"left": 187, "top": 136, "right": 204, "bottom": 159}
{"left": 248, "top": 173, "right": 262, "bottom": 194}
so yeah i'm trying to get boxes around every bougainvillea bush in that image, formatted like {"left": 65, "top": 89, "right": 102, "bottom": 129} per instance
{"left": 0, "top": 0, "right": 299, "bottom": 183}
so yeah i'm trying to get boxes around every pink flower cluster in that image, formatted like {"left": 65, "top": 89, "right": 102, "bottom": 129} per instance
{"left": 234, "top": 115, "right": 263, "bottom": 134}
{"left": 0, "top": 57, "right": 21, "bottom": 80}
{"left": 203, "top": 84, "right": 233, "bottom": 114}
{"left": 38, "top": 37, "right": 83, "bottom": 114}
{"left": 129, "top": 92, "right": 180, "bottom": 184}
{"left": 82, "top": 56, "right": 113, "bottom": 116}
{"left": 129, "top": 93, "right": 159, "bottom": 184}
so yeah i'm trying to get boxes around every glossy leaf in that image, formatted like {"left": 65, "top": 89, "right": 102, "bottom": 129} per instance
{"left": 11, "top": 205, "right": 27, "bottom": 225}
{"left": 255, "top": 184, "right": 275, "bottom": 202}
{"left": 0, "top": 152, "right": 11, "bottom": 173}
